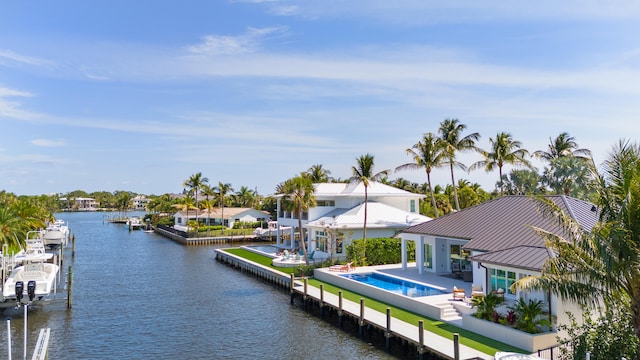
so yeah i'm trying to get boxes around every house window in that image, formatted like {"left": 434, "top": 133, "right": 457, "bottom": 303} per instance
{"left": 410, "top": 199, "right": 416, "bottom": 213}
{"left": 315, "top": 231, "right": 327, "bottom": 252}
{"left": 423, "top": 243, "right": 432, "bottom": 269}
{"left": 335, "top": 235, "right": 343, "bottom": 254}
{"left": 490, "top": 268, "right": 517, "bottom": 296}
{"left": 316, "top": 200, "right": 335, "bottom": 207}
{"left": 450, "top": 244, "right": 470, "bottom": 272}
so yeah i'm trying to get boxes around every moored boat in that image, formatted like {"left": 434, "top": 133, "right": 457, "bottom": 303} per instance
{"left": 42, "top": 219, "right": 70, "bottom": 248}
{"left": 494, "top": 352, "right": 546, "bottom": 360}
{"left": 2, "top": 262, "right": 59, "bottom": 304}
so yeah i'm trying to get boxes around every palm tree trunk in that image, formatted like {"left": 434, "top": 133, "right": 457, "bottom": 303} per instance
{"left": 427, "top": 172, "right": 439, "bottom": 218}
{"left": 298, "top": 215, "right": 309, "bottom": 265}
{"left": 450, "top": 162, "right": 460, "bottom": 210}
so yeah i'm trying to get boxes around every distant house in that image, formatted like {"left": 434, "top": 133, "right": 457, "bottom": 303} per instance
{"left": 397, "top": 195, "right": 599, "bottom": 344}
{"left": 132, "top": 195, "right": 151, "bottom": 210}
{"left": 275, "top": 181, "right": 428, "bottom": 258}
{"left": 59, "top": 197, "right": 100, "bottom": 211}
{"left": 173, "top": 208, "right": 270, "bottom": 231}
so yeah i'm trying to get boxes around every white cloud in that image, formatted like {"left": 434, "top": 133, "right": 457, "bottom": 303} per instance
{"left": 186, "top": 26, "right": 288, "bottom": 56}
{"left": 31, "top": 139, "right": 66, "bottom": 147}
{"left": 0, "top": 50, "right": 52, "bottom": 66}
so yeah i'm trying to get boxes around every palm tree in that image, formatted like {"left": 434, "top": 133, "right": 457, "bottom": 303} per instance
{"left": 533, "top": 132, "right": 591, "bottom": 162}
{"left": 395, "top": 132, "right": 446, "bottom": 218}
{"left": 438, "top": 118, "right": 480, "bottom": 210}
{"left": 470, "top": 132, "right": 532, "bottom": 193}
{"left": 234, "top": 186, "right": 256, "bottom": 208}
{"left": 280, "top": 176, "right": 316, "bottom": 265}
{"left": 214, "top": 182, "right": 233, "bottom": 232}
{"left": 183, "top": 172, "right": 209, "bottom": 224}
{"left": 350, "top": 154, "right": 390, "bottom": 264}
{"left": 199, "top": 199, "right": 216, "bottom": 236}
{"left": 515, "top": 140, "right": 640, "bottom": 358}
{"left": 304, "top": 164, "right": 332, "bottom": 183}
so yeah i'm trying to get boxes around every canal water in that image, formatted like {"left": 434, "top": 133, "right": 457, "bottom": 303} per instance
{"left": 0, "top": 211, "right": 398, "bottom": 359}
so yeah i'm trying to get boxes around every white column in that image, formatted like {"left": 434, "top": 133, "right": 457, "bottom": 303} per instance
{"left": 290, "top": 227, "right": 295, "bottom": 249}
{"left": 401, "top": 239, "right": 407, "bottom": 271}
{"left": 417, "top": 236, "right": 424, "bottom": 275}
{"left": 276, "top": 199, "right": 281, "bottom": 246}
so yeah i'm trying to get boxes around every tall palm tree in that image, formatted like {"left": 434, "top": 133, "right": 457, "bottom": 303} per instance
{"left": 183, "top": 172, "right": 209, "bottom": 223}
{"left": 280, "top": 176, "right": 316, "bottom": 265}
{"left": 200, "top": 184, "right": 216, "bottom": 228}
{"left": 350, "top": 154, "right": 390, "bottom": 264}
{"left": 438, "top": 118, "right": 480, "bottom": 210}
{"left": 515, "top": 140, "right": 640, "bottom": 359}
{"left": 395, "top": 132, "right": 446, "bottom": 218}
{"left": 214, "top": 182, "right": 234, "bottom": 232}
{"left": 305, "top": 164, "right": 332, "bottom": 183}
{"left": 533, "top": 132, "right": 591, "bottom": 162}
{"left": 470, "top": 132, "right": 532, "bottom": 193}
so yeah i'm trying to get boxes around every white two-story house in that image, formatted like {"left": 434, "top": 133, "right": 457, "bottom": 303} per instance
{"left": 274, "top": 181, "right": 429, "bottom": 259}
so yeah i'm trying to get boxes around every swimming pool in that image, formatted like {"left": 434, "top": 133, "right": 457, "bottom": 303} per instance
{"left": 341, "top": 272, "right": 447, "bottom": 298}
{"left": 245, "top": 245, "right": 279, "bottom": 255}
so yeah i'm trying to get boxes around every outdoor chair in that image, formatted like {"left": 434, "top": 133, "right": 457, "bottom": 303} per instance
{"left": 452, "top": 286, "right": 466, "bottom": 301}
{"left": 471, "top": 284, "right": 484, "bottom": 298}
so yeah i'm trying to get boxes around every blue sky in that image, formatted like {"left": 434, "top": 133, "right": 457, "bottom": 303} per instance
{"left": 2, "top": 1, "right": 640, "bottom": 196}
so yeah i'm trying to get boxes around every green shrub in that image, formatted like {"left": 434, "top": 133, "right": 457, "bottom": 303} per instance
{"left": 345, "top": 237, "right": 415, "bottom": 266}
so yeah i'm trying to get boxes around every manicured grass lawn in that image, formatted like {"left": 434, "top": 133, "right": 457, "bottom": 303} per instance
{"left": 221, "top": 247, "right": 527, "bottom": 355}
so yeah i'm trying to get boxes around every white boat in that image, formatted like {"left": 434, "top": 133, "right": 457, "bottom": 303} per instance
{"left": 127, "top": 216, "right": 145, "bottom": 230}
{"left": 253, "top": 221, "right": 291, "bottom": 239}
{"left": 494, "top": 352, "right": 546, "bottom": 360}
{"left": 2, "top": 262, "right": 59, "bottom": 304}
{"left": 14, "top": 231, "right": 54, "bottom": 265}
{"left": 42, "top": 219, "right": 70, "bottom": 248}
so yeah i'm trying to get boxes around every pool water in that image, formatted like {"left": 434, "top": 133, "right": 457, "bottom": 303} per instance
{"left": 341, "top": 272, "right": 447, "bottom": 298}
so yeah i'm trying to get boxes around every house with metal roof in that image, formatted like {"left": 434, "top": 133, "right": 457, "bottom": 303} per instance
{"left": 274, "top": 181, "right": 427, "bottom": 258}
{"left": 397, "top": 195, "right": 599, "bottom": 329}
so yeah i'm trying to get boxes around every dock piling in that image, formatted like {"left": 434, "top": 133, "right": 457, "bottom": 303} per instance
{"left": 358, "top": 298, "right": 365, "bottom": 338}
{"left": 453, "top": 333, "right": 460, "bottom": 360}
{"left": 385, "top": 308, "right": 391, "bottom": 351}
{"left": 67, "top": 265, "right": 73, "bottom": 309}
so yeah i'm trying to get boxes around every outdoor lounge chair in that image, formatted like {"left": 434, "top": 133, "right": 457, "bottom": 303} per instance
{"left": 452, "top": 286, "right": 466, "bottom": 301}
{"left": 471, "top": 284, "right": 484, "bottom": 298}
{"left": 328, "top": 262, "right": 354, "bottom": 272}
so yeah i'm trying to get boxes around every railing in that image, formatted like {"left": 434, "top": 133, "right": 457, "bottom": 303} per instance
{"left": 537, "top": 342, "right": 570, "bottom": 359}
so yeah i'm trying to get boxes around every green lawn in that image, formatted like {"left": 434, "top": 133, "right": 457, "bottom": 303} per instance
{"left": 220, "top": 247, "right": 527, "bottom": 356}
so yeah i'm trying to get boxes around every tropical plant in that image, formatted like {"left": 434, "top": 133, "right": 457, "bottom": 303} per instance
{"left": 438, "top": 119, "right": 480, "bottom": 210}
{"left": 471, "top": 293, "right": 504, "bottom": 321}
{"left": 533, "top": 132, "right": 591, "bottom": 162}
{"left": 514, "top": 140, "right": 640, "bottom": 359}
{"left": 395, "top": 132, "right": 446, "bottom": 218}
{"left": 470, "top": 132, "right": 532, "bottom": 193}
{"left": 350, "top": 153, "right": 390, "bottom": 264}
{"left": 234, "top": 186, "right": 256, "bottom": 208}
{"left": 541, "top": 156, "right": 596, "bottom": 200}
{"left": 279, "top": 176, "right": 316, "bottom": 265}
{"left": 509, "top": 298, "right": 551, "bottom": 334}
{"left": 501, "top": 169, "right": 545, "bottom": 195}
{"left": 557, "top": 307, "right": 639, "bottom": 360}
{"left": 304, "top": 164, "right": 332, "bottom": 183}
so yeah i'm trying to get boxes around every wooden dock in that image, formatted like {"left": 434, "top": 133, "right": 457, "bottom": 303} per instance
{"left": 154, "top": 226, "right": 258, "bottom": 246}
{"left": 214, "top": 249, "right": 492, "bottom": 360}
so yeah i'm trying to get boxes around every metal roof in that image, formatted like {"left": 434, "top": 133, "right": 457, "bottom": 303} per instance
{"left": 469, "top": 246, "right": 551, "bottom": 272}
{"left": 401, "top": 195, "right": 599, "bottom": 270}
